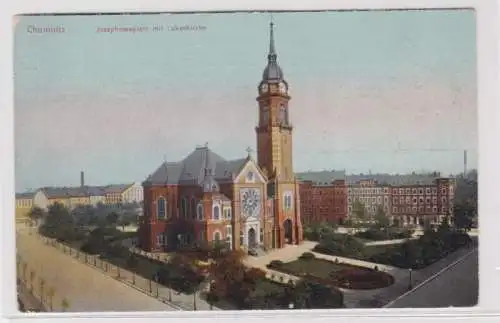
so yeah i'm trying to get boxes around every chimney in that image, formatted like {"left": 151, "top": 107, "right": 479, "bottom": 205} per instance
{"left": 80, "top": 171, "right": 85, "bottom": 187}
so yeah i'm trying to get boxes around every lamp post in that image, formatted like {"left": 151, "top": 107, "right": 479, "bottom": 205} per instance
{"left": 193, "top": 289, "right": 197, "bottom": 311}
{"left": 408, "top": 268, "right": 413, "bottom": 290}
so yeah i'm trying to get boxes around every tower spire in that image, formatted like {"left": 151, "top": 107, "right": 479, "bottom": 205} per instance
{"left": 268, "top": 20, "right": 277, "bottom": 62}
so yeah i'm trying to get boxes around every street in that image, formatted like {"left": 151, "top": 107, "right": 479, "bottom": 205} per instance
{"left": 387, "top": 248, "right": 478, "bottom": 308}
{"left": 16, "top": 228, "right": 178, "bottom": 312}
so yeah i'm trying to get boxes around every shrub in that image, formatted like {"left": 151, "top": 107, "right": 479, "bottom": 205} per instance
{"left": 268, "top": 260, "right": 284, "bottom": 269}
{"left": 299, "top": 252, "right": 315, "bottom": 260}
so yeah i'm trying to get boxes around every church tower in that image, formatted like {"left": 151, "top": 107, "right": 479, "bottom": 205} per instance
{"left": 256, "top": 21, "right": 293, "bottom": 181}
{"left": 256, "top": 22, "right": 302, "bottom": 248}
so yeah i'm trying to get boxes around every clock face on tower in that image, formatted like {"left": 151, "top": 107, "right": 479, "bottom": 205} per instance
{"left": 240, "top": 188, "right": 261, "bottom": 220}
{"left": 260, "top": 83, "right": 269, "bottom": 93}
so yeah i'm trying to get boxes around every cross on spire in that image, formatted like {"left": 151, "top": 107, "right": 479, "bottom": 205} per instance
{"left": 246, "top": 146, "right": 254, "bottom": 158}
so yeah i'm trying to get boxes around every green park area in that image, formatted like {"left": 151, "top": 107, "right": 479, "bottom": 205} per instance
{"left": 306, "top": 217, "right": 472, "bottom": 270}
{"left": 267, "top": 252, "right": 394, "bottom": 290}
{"left": 26, "top": 202, "right": 345, "bottom": 310}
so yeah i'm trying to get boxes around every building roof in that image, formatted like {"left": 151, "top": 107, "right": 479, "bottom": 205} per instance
{"left": 101, "top": 184, "right": 132, "bottom": 194}
{"left": 144, "top": 146, "right": 248, "bottom": 187}
{"left": 295, "top": 170, "right": 346, "bottom": 186}
{"left": 346, "top": 173, "right": 441, "bottom": 186}
{"left": 15, "top": 192, "right": 35, "bottom": 199}
{"left": 40, "top": 184, "right": 131, "bottom": 199}
{"left": 296, "top": 171, "right": 445, "bottom": 186}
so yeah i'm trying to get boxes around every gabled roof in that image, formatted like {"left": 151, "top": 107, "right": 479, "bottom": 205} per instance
{"left": 15, "top": 192, "right": 35, "bottom": 199}
{"left": 144, "top": 146, "right": 248, "bottom": 186}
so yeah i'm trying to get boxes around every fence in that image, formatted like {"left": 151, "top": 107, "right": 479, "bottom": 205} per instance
{"left": 35, "top": 234, "right": 213, "bottom": 311}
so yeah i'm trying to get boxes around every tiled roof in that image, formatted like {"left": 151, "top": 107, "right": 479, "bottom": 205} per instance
{"left": 101, "top": 184, "right": 132, "bottom": 194}
{"left": 346, "top": 173, "right": 440, "bottom": 186}
{"left": 296, "top": 171, "right": 444, "bottom": 186}
{"left": 40, "top": 184, "right": 130, "bottom": 198}
{"left": 145, "top": 146, "right": 248, "bottom": 186}
{"left": 15, "top": 192, "right": 35, "bottom": 199}
{"left": 295, "top": 170, "right": 346, "bottom": 186}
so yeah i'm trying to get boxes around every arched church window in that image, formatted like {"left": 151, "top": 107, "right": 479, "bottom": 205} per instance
{"left": 191, "top": 197, "right": 196, "bottom": 219}
{"left": 157, "top": 197, "right": 166, "bottom": 219}
{"left": 181, "top": 197, "right": 187, "bottom": 219}
{"left": 213, "top": 205, "right": 220, "bottom": 220}
{"left": 197, "top": 203, "right": 204, "bottom": 220}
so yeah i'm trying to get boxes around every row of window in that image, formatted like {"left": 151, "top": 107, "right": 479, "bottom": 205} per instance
{"left": 156, "top": 197, "right": 232, "bottom": 221}
{"left": 392, "top": 196, "right": 448, "bottom": 205}
{"left": 346, "top": 186, "right": 454, "bottom": 196}
{"left": 16, "top": 200, "right": 33, "bottom": 207}
{"left": 392, "top": 206, "right": 451, "bottom": 214}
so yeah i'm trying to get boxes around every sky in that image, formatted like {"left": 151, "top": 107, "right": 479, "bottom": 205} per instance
{"left": 13, "top": 10, "right": 477, "bottom": 191}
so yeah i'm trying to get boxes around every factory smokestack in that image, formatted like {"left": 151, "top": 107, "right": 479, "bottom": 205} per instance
{"left": 80, "top": 171, "right": 85, "bottom": 187}
{"left": 463, "top": 150, "right": 467, "bottom": 176}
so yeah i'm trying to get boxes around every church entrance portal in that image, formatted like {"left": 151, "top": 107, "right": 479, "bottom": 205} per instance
{"left": 248, "top": 228, "right": 257, "bottom": 249}
{"left": 284, "top": 219, "right": 293, "bottom": 244}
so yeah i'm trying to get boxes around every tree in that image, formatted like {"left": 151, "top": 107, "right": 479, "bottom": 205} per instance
{"left": 39, "top": 202, "right": 75, "bottom": 240}
{"left": 28, "top": 206, "right": 46, "bottom": 226}
{"left": 22, "top": 263, "right": 28, "bottom": 282}
{"left": 29, "top": 270, "right": 36, "bottom": 291}
{"left": 61, "top": 298, "right": 70, "bottom": 312}
{"left": 39, "top": 278, "right": 46, "bottom": 305}
{"left": 106, "top": 212, "right": 119, "bottom": 228}
{"left": 373, "top": 206, "right": 390, "bottom": 230}
{"left": 46, "top": 287, "right": 55, "bottom": 311}
{"left": 351, "top": 199, "right": 367, "bottom": 226}
{"left": 452, "top": 202, "right": 475, "bottom": 233}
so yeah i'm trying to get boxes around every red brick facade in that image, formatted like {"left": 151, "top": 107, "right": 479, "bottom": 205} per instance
{"left": 299, "top": 180, "right": 348, "bottom": 225}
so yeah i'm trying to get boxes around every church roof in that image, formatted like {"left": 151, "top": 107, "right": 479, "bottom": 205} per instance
{"left": 144, "top": 146, "right": 248, "bottom": 186}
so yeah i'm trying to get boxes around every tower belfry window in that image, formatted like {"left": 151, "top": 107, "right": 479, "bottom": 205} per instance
{"left": 279, "top": 105, "right": 286, "bottom": 124}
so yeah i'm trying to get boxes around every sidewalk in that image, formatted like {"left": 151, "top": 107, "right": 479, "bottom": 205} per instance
{"left": 35, "top": 233, "right": 221, "bottom": 311}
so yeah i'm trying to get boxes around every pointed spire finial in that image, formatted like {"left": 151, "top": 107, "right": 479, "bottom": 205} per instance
{"left": 246, "top": 146, "right": 253, "bottom": 159}
{"left": 268, "top": 18, "right": 277, "bottom": 61}
{"left": 204, "top": 148, "right": 211, "bottom": 176}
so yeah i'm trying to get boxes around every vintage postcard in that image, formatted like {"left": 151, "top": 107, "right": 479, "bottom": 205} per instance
{"left": 13, "top": 9, "right": 478, "bottom": 313}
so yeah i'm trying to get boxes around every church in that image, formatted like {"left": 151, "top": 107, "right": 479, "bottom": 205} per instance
{"left": 137, "top": 22, "right": 304, "bottom": 253}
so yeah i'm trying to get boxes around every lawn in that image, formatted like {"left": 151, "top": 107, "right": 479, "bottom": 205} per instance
{"left": 279, "top": 258, "right": 349, "bottom": 279}
{"left": 269, "top": 256, "right": 394, "bottom": 290}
